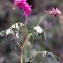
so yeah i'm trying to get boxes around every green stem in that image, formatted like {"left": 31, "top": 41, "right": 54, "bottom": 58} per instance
{"left": 29, "top": 51, "right": 47, "bottom": 62}
{"left": 24, "top": 17, "right": 29, "bottom": 32}
{"left": 25, "top": 16, "right": 28, "bottom": 26}
{"left": 37, "top": 14, "right": 48, "bottom": 26}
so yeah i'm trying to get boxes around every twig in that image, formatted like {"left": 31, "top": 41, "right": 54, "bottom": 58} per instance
{"left": 22, "top": 33, "right": 32, "bottom": 51}
{"left": 37, "top": 14, "right": 48, "bottom": 26}
{"left": 21, "top": 52, "right": 23, "bottom": 63}
{"left": 25, "top": 16, "right": 28, "bottom": 26}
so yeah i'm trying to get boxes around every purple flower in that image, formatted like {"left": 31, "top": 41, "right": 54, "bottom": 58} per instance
{"left": 45, "top": 8, "right": 61, "bottom": 16}
{"left": 14, "top": 0, "right": 32, "bottom": 17}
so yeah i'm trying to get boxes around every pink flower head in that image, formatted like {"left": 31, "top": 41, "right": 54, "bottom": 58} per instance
{"left": 45, "top": 8, "right": 61, "bottom": 16}
{"left": 14, "top": 0, "right": 32, "bottom": 17}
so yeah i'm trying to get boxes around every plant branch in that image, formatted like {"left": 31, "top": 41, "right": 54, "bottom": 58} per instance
{"left": 22, "top": 33, "right": 32, "bottom": 51}
{"left": 25, "top": 16, "right": 28, "bottom": 26}
{"left": 20, "top": 52, "right": 23, "bottom": 63}
{"left": 29, "top": 51, "right": 46, "bottom": 62}
{"left": 37, "top": 14, "right": 48, "bottom": 26}
{"left": 20, "top": 14, "right": 48, "bottom": 63}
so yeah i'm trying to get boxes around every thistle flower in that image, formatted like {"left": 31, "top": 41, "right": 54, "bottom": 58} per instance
{"left": 45, "top": 8, "right": 61, "bottom": 16}
{"left": 14, "top": 0, "right": 32, "bottom": 17}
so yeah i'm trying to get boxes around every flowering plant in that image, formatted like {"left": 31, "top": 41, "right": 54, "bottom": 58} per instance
{"left": 0, "top": 0, "right": 62, "bottom": 63}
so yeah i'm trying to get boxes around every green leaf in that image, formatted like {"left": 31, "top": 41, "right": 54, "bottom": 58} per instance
{"left": 55, "top": 55, "right": 59, "bottom": 61}
{"left": 0, "top": 30, "right": 6, "bottom": 37}
{"left": 30, "top": 25, "right": 35, "bottom": 29}
{"left": 42, "top": 30, "right": 46, "bottom": 40}
{"left": 29, "top": 35, "right": 33, "bottom": 43}
{"left": 27, "top": 30, "right": 34, "bottom": 34}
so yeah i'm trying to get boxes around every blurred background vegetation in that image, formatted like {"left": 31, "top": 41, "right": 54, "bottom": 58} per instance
{"left": 0, "top": 0, "right": 63, "bottom": 63}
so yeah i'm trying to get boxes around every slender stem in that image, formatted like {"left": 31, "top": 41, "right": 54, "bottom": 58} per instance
{"left": 24, "top": 17, "right": 29, "bottom": 32}
{"left": 29, "top": 51, "right": 40, "bottom": 62}
{"left": 22, "top": 33, "right": 32, "bottom": 51}
{"left": 29, "top": 51, "right": 41, "bottom": 62}
{"left": 20, "top": 51, "right": 23, "bottom": 63}
{"left": 25, "top": 16, "right": 28, "bottom": 26}
{"left": 30, "top": 51, "right": 47, "bottom": 62}
{"left": 37, "top": 14, "right": 48, "bottom": 26}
